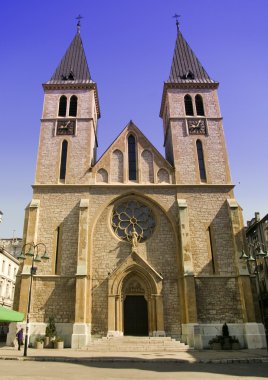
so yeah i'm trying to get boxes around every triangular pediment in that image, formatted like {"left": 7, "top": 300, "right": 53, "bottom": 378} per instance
{"left": 92, "top": 121, "right": 174, "bottom": 184}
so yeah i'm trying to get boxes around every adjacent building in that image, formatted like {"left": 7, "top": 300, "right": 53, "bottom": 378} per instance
{"left": 246, "top": 212, "right": 268, "bottom": 331}
{"left": 12, "top": 24, "right": 266, "bottom": 348}
{"left": 0, "top": 243, "right": 20, "bottom": 308}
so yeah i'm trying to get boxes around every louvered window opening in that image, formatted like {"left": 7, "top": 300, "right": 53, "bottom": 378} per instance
{"left": 196, "top": 140, "right": 206, "bottom": 182}
{"left": 128, "top": 135, "right": 137, "bottom": 180}
{"left": 60, "top": 140, "right": 68, "bottom": 180}
{"left": 69, "top": 95, "right": 77, "bottom": 117}
{"left": 195, "top": 95, "right": 205, "bottom": 116}
{"left": 184, "top": 95, "right": 194, "bottom": 116}
{"left": 58, "top": 96, "right": 67, "bottom": 116}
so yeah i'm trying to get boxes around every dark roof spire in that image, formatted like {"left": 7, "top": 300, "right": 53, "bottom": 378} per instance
{"left": 168, "top": 28, "right": 216, "bottom": 84}
{"left": 47, "top": 30, "right": 91, "bottom": 84}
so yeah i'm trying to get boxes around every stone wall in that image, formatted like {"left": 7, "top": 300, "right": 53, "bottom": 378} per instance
{"left": 195, "top": 277, "right": 243, "bottom": 323}
{"left": 31, "top": 277, "right": 76, "bottom": 323}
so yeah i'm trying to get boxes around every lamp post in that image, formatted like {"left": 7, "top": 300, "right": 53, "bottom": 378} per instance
{"left": 18, "top": 242, "right": 49, "bottom": 357}
{"left": 240, "top": 241, "right": 268, "bottom": 348}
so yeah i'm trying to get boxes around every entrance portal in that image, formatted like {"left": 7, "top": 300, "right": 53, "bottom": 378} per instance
{"left": 123, "top": 295, "right": 148, "bottom": 336}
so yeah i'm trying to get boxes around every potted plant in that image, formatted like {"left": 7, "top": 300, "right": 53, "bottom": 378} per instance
{"left": 35, "top": 336, "right": 44, "bottom": 349}
{"left": 53, "top": 336, "right": 64, "bottom": 349}
{"left": 44, "top": 316, "right": 57, "bottom": 348}
{"left": 209, "top": 336, "right": 222, "bottom": 350}
{"left": 231, "top": 336, "right": 241, "bottom": 350}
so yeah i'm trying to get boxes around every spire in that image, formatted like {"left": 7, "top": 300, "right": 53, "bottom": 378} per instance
{"left": 168, "top": 29, "right": 216, "bottom": 84}
{"left": 47, "top": 31, "right": 91, "bottom": 84}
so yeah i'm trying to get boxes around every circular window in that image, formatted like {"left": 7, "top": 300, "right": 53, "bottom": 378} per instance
{"left": 111, "top": 200, "right": 155, "bottom": 242}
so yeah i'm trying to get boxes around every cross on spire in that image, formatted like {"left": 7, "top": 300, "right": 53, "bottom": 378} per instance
{"left": 76, "top": 14, "right": 83, "bottom": 33}
{"left": 173, "top": 14, "right": 181, "bottom": 32}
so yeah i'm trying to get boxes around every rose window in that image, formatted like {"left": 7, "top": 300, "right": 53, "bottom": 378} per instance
{"left": 111, "top": 200, "right": 155, "bottom": 242}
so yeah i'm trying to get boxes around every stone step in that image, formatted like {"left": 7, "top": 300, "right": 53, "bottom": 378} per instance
{"left": 85, "top": 336, "right": 190, "bottom": 352}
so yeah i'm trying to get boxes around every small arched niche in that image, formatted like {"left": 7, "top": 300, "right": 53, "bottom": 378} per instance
{"left": 96, "top": 168, "right": 108, "bottom": 183}
{"left": 157, "top": 168, "right": 170, "bottom": 183}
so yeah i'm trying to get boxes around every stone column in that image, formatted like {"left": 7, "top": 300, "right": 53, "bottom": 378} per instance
{"left": 177, "top": 199, "right": 198, "bottom": 323}
{"left": 72, "top": 199, "right": 91, "bottom": 348}
{"left": 153, "top": 294, "right": 165, "bottom": 336}
{"left": 107, "top": 293, "right": 123, "bottom": 337}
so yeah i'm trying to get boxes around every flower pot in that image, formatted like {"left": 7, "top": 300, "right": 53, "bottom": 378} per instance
{"left": 232, "top": 342, "right": 241, "bottom": 350}
{"left": 54, "top": 341, "right": 64, "bottom": 349}
{"left": 222, "top": 337, "right": 232, "bottom": 350}
{"left": 35, "top": 341, "right": 44, "bottom": 349}
{"left": 211, "top": 342, "right": 222, "bottom": 350}
{"left": 44, "top": 336, "right": 53, "bottom": 348}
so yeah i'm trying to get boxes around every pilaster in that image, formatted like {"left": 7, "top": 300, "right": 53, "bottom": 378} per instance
{"left": 18, "top": 199, "right": 40, "bottom": 313}
{"left": 177, "top": 199, "right": 197, "bottom": 323}
{"left": 227, "top": 199, "right": 256, "bottom": 322}
{"left": 75, "top": 199, "right": 89, "bottom": 323}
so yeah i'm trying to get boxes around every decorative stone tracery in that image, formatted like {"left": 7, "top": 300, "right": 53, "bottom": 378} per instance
{"left": 111, "top": 200, "right": 155, "bottom": 242}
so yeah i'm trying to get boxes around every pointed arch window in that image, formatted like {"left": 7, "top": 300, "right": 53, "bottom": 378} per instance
{"left": 69, "top": 95, "right": 77, "bottom": 117}
{"left": 128, "top": 134, "right": 137, "bottom": 180}
{"left": 184, "top": 95, "right": 194, "bottom": 116}
{"left": 60, "top": 140, "right": 68, "bottom": 181}
{"left": 58, "top": 96, "right": 67, "bottom": 117}
{"left": 196, "top": 140, "right": 206, "bottom": 182}
{"left": 195, "top": 95, "right": 205, "bottom": 116}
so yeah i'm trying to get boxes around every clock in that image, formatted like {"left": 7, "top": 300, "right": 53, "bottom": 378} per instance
{"left": 187, "top": 119, "right": 206, "bottom": 135}
{"left": 56, "top": 119, "right": 76, "bottom": 136}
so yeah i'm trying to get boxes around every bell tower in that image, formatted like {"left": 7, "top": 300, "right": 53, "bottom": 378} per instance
{"left": 160, "top": 26, "right": 231, "bottom": 185}
{"left": 35, "top": 28, "right": 100, "bottom": 185}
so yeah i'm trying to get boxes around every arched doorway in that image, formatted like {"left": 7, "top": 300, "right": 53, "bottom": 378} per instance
{"left": 107, "top": 252, "right": 165, "bottom": 337}
{"left": 123, "top": 277, "right": 148, "bottom": 336}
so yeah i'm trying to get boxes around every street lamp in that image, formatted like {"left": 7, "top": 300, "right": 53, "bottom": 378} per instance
{"left": 17, "top": 242, "right": 49, "bottom": 357}
{"left": 240, "top": 241, "right": 268, "bottom": 347}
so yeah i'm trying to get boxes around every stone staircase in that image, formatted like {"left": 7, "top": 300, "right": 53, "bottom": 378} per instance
{"left": 85, "top": 336, "right": 191, "bottom": 352}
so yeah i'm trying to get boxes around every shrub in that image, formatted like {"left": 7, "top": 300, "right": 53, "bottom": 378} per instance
{"left": 45, "top": 316, "right": 57, "bottom": 338}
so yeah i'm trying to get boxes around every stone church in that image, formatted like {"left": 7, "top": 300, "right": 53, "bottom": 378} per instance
{"left": 13, "top": 24, "right": 266, "bottom": 349}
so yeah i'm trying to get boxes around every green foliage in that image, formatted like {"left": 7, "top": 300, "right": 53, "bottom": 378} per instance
{"left": 45, "top": 316, "right": 57, "bottom": 338}
{"left": 54, "top": 336, "right": 63, "bottom": 342}
{"left": 35, "top": 336, "right": 44, "bottom": 343}
{"left": 208, "top": 335, "right": 223, "bottom": 345}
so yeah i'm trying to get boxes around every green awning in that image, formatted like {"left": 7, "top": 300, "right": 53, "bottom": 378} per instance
{"left": 0, "top": 306, "right": 24, "bottom": 322}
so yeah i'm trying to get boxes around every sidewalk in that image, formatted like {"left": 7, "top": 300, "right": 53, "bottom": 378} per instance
{"left": 0, "top": 346, "right": 268, "bottom": 364}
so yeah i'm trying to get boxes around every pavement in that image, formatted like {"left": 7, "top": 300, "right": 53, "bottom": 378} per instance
{"left": 0, "top": 346, "right": 268, "bottom": 364}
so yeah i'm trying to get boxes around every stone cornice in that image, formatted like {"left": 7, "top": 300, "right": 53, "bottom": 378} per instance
{"left": 32, "top": 183, "right": 234, "bottom": 190}
{"left": 169, "top": 117, "right": 223, "bottom": 121}
{"left": 40, "top": 117, "right": 92, "bottom": 122}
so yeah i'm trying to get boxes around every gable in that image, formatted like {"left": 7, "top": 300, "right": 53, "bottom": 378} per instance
{"left": 92, "top": 121, "right": 174, "bottom": 185}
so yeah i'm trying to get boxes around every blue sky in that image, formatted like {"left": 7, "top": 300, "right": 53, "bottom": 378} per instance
{"left": 0, "top": 0, "right": 268, "bottom": 238}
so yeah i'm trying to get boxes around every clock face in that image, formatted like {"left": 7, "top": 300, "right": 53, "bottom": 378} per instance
{"left": 187, "top": 119, "right": 206, "bottom": 135}
{"left": 56, "top": 120, "right": 76, "bottom": 136}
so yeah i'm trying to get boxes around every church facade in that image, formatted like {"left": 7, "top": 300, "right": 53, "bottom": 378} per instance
{"left": 13, "top": 26, "right": 266, "bottom": 349}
